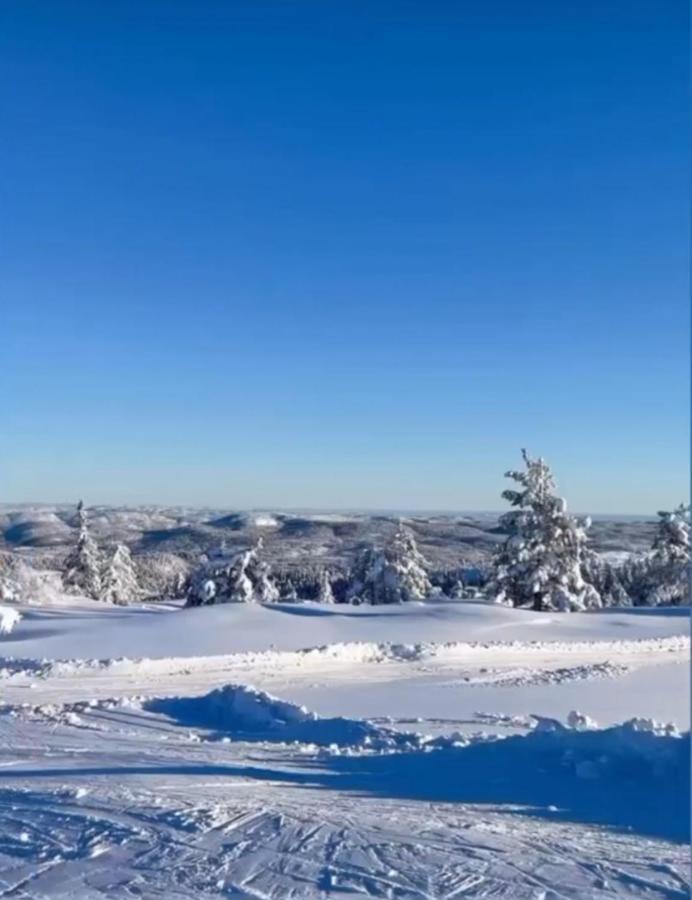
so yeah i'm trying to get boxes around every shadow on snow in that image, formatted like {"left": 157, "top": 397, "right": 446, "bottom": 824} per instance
{"left": 1, "top": 733, "right": 687, "bottom": 844}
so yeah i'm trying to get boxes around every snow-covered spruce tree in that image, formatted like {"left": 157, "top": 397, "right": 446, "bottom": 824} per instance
{"left": 647, "top": 504, "right": 690, "bottom": 605}
{"left": 62, "top": 501, "right": 103, "bottom": 600}
{"left": 581, "top": 554, "right": 632, "bottom": 607}
{"left": 486, "top": 450, "right": 601, "bottom": 612}
{"left": 102, "top": 543, "right": 139, "bottom": 605}
{"left": 317, "top": 569, "right": 335, "bottom": 604}
{"left": 347, "top": 525, "right": 433, "bottom": 604}
{"left": 618, "top": 554, "right": 652, "bottom": 607}
{"left": 185, "top": 555, "right": 219, "bottom": 607}
{"left": 185, "top": 539, "right": 279, "bottom": 606}
{"left": 134, "top": 552, "right": 190, "bottom": 600}
{"left": 0, "top": 562, "right": 21, "bottom": 635}
{"left": 0, "top": 555, "right": 63, "bottom": 605}
{"left": 249, "top": 540, "right": 280, "bottom": 603}
{"left": 222, "top": 546, "right": 256, "bottom": 602}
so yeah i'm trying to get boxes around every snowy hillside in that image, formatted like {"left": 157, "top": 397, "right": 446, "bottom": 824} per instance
{"left": 0, "top": 505, "right": 659, "bottom": 570}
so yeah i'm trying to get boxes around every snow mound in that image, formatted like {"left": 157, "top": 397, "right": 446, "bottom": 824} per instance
{"left": 173, "top": 684, "right": 315, "bottom": 731}
{"left": 526, "top": 711, "right": 686, "bottom": 777}
{"left": 320, "top": 711, "right": 690, "bottom": 841}
{"left": 0, "top": 607, "right": 20, "bottom": 635}
{"left": 144, "top": 684, "right": 455, "bottom": 751}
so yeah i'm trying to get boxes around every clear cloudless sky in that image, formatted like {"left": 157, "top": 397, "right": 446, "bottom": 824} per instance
{"left": 1, "top": 1, "right": 688, "bottom": 514}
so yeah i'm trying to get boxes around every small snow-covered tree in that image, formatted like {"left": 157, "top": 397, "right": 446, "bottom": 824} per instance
{"left": 317, "top": 569, "right": 335, "bottom": 603}
{"left": 224, "top": 546, "right": 256, "bottom": 603}
{"left": 186, "top": 555, "right": 218, "bottom": 607}
{"left": 618, "top": 554, "right": 652, "bottom": 607}
{"left": 250, "top": 542, "right": 280, "bottom": 603}
{"left": 0, "top": 555, "right": 63, "bottom": 605}
{"left": 618, "top": 506, "right": 691, "bottom": 607}
{"left": 581, "top": 555, "right": 632, "bottom": 608}
{"left": 62, "top": 501, "right": 102, "bottom": 600}
{"left": 647, "top": 504, "right": 690, "bottom": 605}
{"left": 134, "top": 552, "right": 190, "bottom": 600}
{"left": 185, "top": 540, "right": 279, "bottom": 606}
{"left": 347, "top": 525, "right": 433, "bottom": 604}
{"left": 486, "top": 450, "right": 601, "bottom": 612}
{"left": 102, "top": 543, "right": 139, "bottom": 605}
{"left": 0, "top": 555, "right": 25, "bottom": 603}
{"left": 0, "top": 605, "right": 20, "bottom": 635}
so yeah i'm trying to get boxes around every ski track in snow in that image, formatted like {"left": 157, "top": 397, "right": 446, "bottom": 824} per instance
{"left": 0, "top": 786, "right": 688, "bottom": 899}
{"left": 0, "top": 709, "right": 688, "bottom": 900}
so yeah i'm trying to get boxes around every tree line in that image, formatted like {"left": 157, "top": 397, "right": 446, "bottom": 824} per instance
{"left": 6, "top": 450, "right": 686, "bottom": 611}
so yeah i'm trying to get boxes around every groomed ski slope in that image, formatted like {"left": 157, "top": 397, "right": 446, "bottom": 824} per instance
{"left": 0, "top": 598, "right": 688, "bottom": 898}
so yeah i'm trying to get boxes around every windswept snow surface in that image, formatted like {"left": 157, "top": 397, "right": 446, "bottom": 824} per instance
{"left": 0, "top": 599, "right": 688, "bottom": 897}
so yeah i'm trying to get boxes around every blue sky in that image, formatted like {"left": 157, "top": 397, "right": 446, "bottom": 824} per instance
{"left": 2, "top": 2, "right": 688, "bottom": 513}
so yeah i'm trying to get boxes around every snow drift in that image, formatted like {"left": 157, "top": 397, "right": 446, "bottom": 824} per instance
{"left": 317, "top": 712, "right": 690, "bottom": 841}
{"left": 4, "top": 679, "right": 688, "bottom": 843}
{"left": 144, "top": 684, "right": 442, "bottom": 751}
{"left": 147, "top": 686, "right": 689, "bottom": 840}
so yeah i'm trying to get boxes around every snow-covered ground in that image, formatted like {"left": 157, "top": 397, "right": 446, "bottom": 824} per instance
{"left": 0, "top": 599, "right": 688, "bottom": 898}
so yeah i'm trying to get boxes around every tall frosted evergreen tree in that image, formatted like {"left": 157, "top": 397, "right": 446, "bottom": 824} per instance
{"left": 487, "top": 450, "right": 601, "bottom": 612}
{"left": 62, "top": 501, "right": 103, "bottom": 600}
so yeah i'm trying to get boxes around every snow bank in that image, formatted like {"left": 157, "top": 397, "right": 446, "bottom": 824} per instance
{"left": 0, "top": 606, "right": 20, "bottom": 635}
{"left": 4, "top": 679, "right": 687, "bottom": 841}
{"left": 144, "top": 684, "right": 450, "bottom": 751}
{"left": 526, "top": 712, "right": 687, "bottom": 781}
{"left": 148, "top": 683, "right": 688, "bottom": 776}
{"left": 175, "top": 684, "right": 315, "bottom": 731}
{"left": 318, "top": 710, "right": 690, "bottom": 841}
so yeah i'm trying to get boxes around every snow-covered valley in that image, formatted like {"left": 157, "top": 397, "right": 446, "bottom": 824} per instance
{"left": 0, "top": 598, "right": 688, "bottom": 898}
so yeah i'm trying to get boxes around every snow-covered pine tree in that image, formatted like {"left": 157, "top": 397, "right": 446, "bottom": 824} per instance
{"left": 62, "top": 501, "right": 103, "bottom": 600}
{"left": 486, "top": 450, "right": 601, "bottom": 612}
{"left": 224, "top": 547, "right": 256, "bottom": 602}
{"left": 185, "top": 539, "right": 279, "bottom": 605}
{"left": 133, "top": 552, "right": 190, "bottom": 600}
{"left": 647, "top": 504, "right": 690, "bottom": 605}
{"left": 317, "top": 569, "right": 335, "bottom": 603}
{"left": 618, "top": 553, "right": 652, "bottom": 606}
{"left": 102, "top": 543, "right": 139, "bottom": 605}
{"left": 347, "top": 524, "right": 432, "bottom": 604}
{"left": 250, "top": 540, "right": 280, "bottom": 603}
{"left": 0, "top": 555, "right": 63, "bottom": 605}
{"left": 581, "top": 554, "right": 631, "bottom": 607}
{"left": 185, "top": 554, "right": 218, "bottom": 607}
